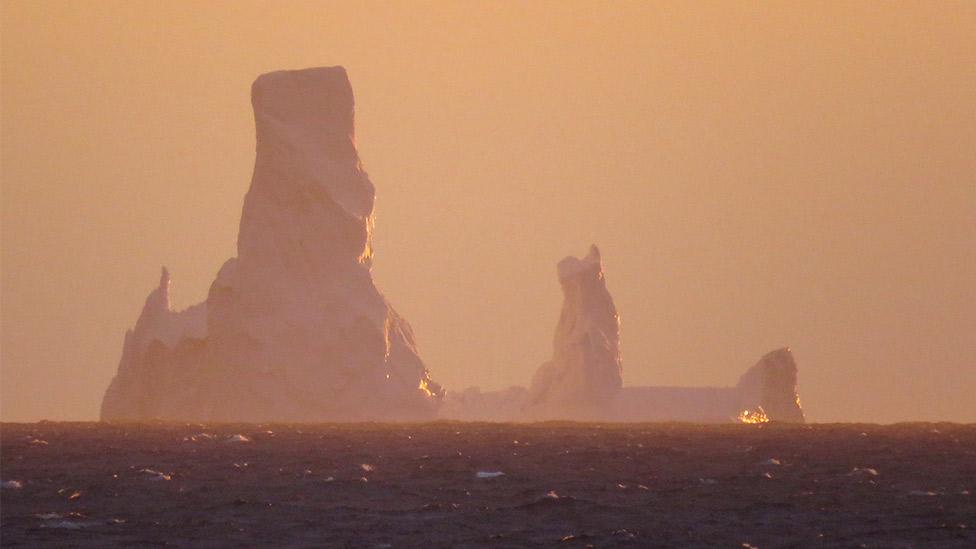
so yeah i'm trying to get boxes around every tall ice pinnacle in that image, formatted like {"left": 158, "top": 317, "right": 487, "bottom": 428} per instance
{"left": 101, "top": 67, "right": 442, "bottom": 421}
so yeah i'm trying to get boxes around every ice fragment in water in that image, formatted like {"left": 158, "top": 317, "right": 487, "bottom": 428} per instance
{"left": 475, "top": 471, "right": 505, "bottom": 479}
{"left": 138, "top": 468, "right": 172, "bottom": 481}
{"left": 225, "top": 434, "right": 251, "bottom": 443}
{"left": 41, "top": 521, "right": 92, "bottom": 530}
{"left": 849, "top": 467, "right": 879, "bottom": 477}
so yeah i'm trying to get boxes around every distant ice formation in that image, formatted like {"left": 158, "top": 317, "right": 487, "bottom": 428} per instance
{"left": 101, "top": 67, "right": 441, "bottom": 421}
{"left": 101, "top": 67, "right": 803, "bottom": 423}
{"left": 439, "top": 386, "right": 529, "bottom": 422}
{"left": 440, "top": 246, "right": 805, "bottom": 423}
{"left": 525, "top": 245, "right": 622, "bottom": 419}
{"left": 612, "top": 347, "right": 804, "bottom": 422}
{"left": 735, "top": 347, "right": 804, "bottom": 422}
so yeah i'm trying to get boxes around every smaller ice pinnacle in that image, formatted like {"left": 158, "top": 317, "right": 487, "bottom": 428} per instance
{"left": 526, "top": 245, "right": 622, "bottom": 418}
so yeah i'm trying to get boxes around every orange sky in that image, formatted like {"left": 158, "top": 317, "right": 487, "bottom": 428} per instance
{"left": 2, "top": 1, "right": 974, "bottom": 422}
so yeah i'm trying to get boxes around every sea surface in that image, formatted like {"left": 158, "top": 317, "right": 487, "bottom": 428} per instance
{"left": 1, "top": 422, "right": 974, "bottom": 548}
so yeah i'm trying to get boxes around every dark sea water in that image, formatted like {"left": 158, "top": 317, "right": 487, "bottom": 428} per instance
{"left": 1, "top": 422, "right": 974, "bottom": 548}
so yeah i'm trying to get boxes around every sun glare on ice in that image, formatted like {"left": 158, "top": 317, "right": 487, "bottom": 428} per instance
{"left": 418, "top": 378, "right": 435, "bottom": 397}
{"left": 737, "top": 407, "right": 770, "bottom": 424}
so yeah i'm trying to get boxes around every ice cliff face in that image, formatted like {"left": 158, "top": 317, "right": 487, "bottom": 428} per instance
{"left": 525, "top": 245, "right": 622, "bottom": 419}
{"left": 101, "top": 67, "right": 441, "bottom": 421}
{"left": 100, "top": 268, "right": 208, "bottom": 420}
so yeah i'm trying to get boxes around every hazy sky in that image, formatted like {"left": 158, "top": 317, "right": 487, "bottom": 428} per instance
{"left": 2, "top": 1, "right": 974, "bottom": 422}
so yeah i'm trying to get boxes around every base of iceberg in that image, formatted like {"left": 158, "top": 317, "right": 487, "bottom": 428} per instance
{"left": 439, "top": 347, "right": 804, "bottom": 423}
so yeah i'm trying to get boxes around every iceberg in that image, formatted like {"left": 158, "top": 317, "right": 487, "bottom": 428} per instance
{"left": 613, "top": 347, "right": 804, "bottom": 422}
{"left": 440, "top": 245, "right": 805, "bottom": 423}
{"left": 101, "top": 67, "right": 441, "bottom": 421}
{"left": 99, "top": 67, "right": 803, "bottom": 423}
{"left": 525, "top": 245, "right": 622, "bottom": 419}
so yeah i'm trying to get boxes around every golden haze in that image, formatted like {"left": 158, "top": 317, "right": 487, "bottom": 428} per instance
{"left": 2, "top": 1, "right": 974, "bottom": 421}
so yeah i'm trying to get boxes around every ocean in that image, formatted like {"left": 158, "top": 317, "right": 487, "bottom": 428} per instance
{"left": 2, "top": 422, "right": 973, "bottom": 547}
